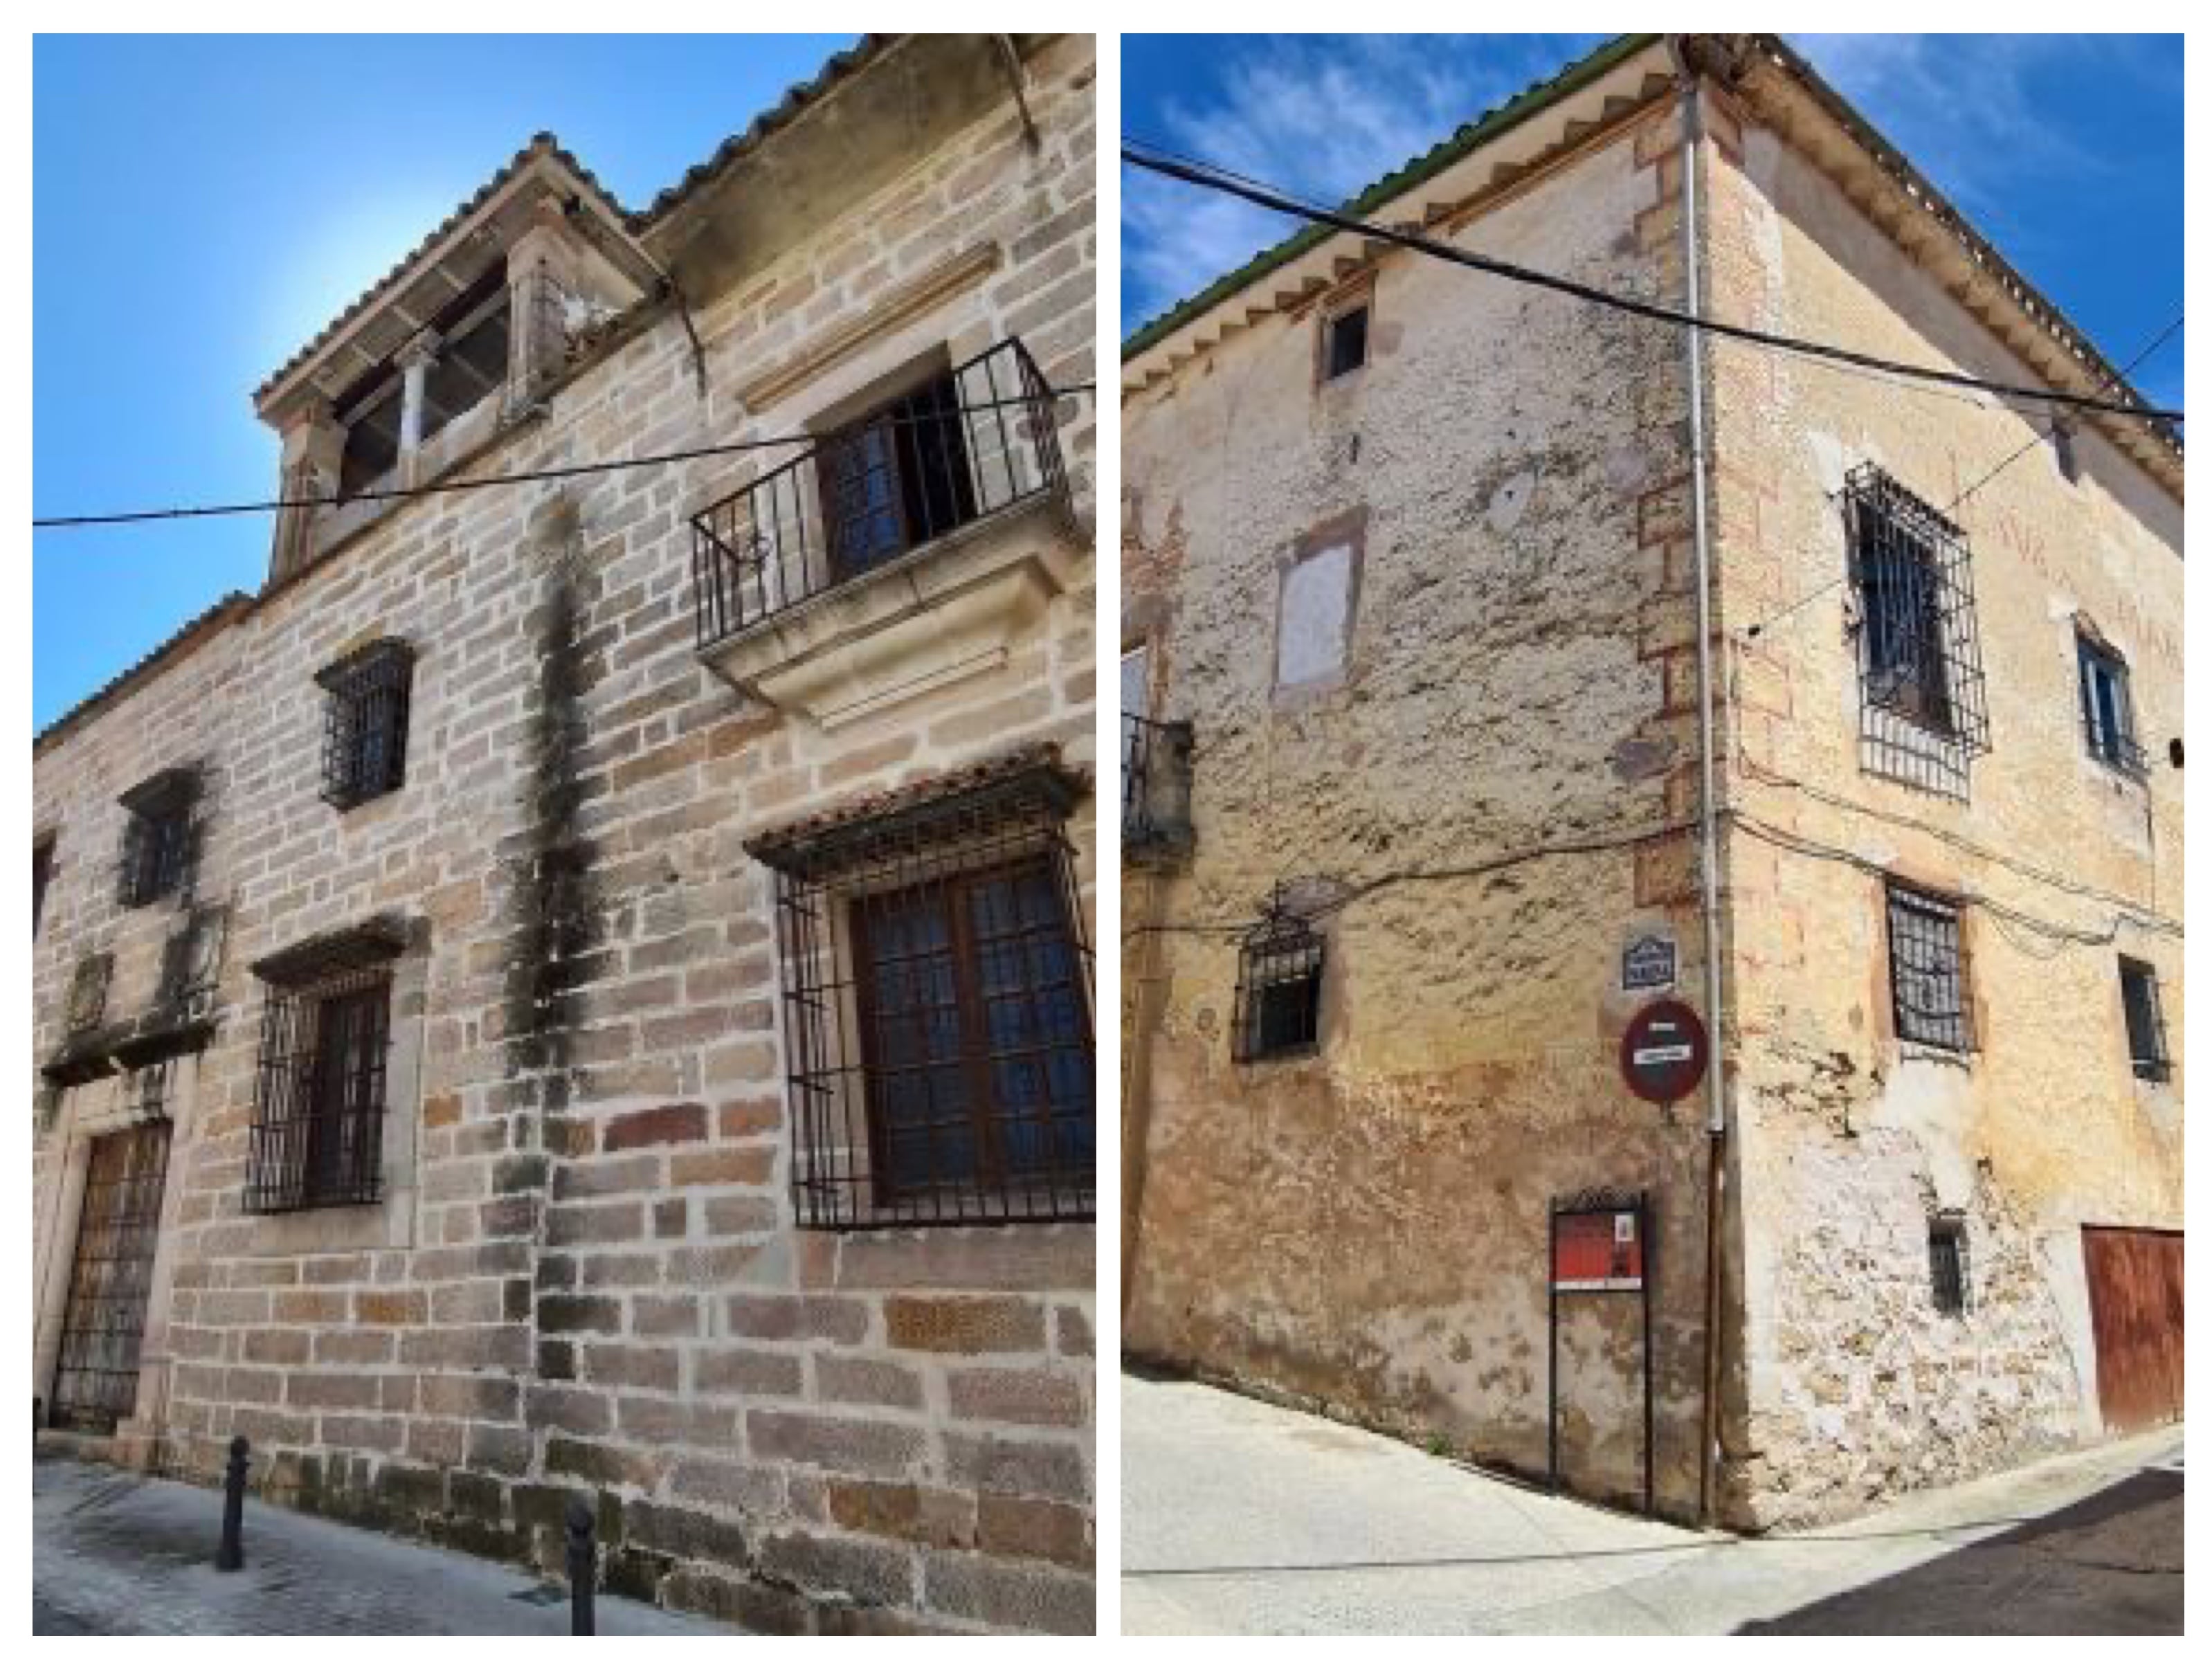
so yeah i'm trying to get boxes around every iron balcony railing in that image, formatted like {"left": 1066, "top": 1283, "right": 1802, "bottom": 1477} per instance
{"left": 692, "top": 338, "right": 1069, "bottom": 650}
{"left": 1121, "top": 713, "right": 1194, "bottom": 862}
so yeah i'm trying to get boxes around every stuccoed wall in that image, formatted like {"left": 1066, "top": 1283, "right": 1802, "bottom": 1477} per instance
{"left": 1701, "top": 87, "right": 2183, "bottom": 1525}
{"left": 1122, "top": 108, "right": 1719, "bottom": 1516}
{"left": 31, "top": 35, "right": 1097, "bottom": 1635}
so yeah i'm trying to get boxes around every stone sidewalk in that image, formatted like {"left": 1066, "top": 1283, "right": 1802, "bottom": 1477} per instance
{"left": 1122, "top": 1370, "right": 2183, "bottom": 1635}
{"left": 33, "top": 1451, "right": 728, "bottom": 1636}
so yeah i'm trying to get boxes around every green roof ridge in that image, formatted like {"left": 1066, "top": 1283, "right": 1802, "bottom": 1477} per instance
{"left": 1122, "top": 33, "right": 1658, "bottom": 362}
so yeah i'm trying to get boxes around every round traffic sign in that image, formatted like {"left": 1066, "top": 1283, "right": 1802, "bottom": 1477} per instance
{"left": 1619, "top": 997, "right": 1709, "bottom": 1105}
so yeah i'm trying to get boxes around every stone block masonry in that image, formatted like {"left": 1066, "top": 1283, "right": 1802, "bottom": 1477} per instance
{"left": 32, "top": 35, "right": 1096, "bottom": 1636}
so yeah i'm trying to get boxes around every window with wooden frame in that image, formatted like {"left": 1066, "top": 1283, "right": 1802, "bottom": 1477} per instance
{"left": 815, "top": 365, "right": 982, "bottom": 582}
{"left": 1928, "top": 1213, "right": 1970, "bottom": 1316}
{"left": 2119, "top": 956, "right": 2170, "bottom": 1082}
{"left": 748, "top": 752, "right": 1094, "bottom": 1230}
{"left": 244, "top": 922, "right": 406, "bottom": 1214}
{"left": 2076, "top": 629, "right": 2145, "bottom": 777}
{"left": 115, "top": 768, "right": 198, "bottom": 909}
{"left": 1232, "top": 896, "right": 1325, "bottom": 1063}
{"left": 318, "top": 639, "right": 415, "bottom": 809}
{"left": 1885, "top": 881, "right": 1973, "bottom": 1053}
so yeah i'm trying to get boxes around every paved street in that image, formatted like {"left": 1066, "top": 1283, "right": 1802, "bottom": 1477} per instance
{"left": 1121, "top": 1370, "right": 2182, "bottom": 1635}
{"left": 33, "top": 1451, "right": 727, "bottom": 1636}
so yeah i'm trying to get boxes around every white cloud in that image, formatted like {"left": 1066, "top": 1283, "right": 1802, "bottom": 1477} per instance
{"left": 1125, "top": 35, "right": 1606, "bottom": 329}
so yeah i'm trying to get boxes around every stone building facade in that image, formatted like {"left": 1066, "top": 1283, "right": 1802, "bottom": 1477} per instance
{"left": 1119, "top": 33, "right": 2180, "bottom": 1527}
{"left": 33, "top": 34, "right": 1098, "bottom": 1633}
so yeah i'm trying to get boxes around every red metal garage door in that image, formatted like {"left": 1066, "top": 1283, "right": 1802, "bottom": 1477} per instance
{"left": 2081, "top": 1226, "right": 2184, "bottom": 1433}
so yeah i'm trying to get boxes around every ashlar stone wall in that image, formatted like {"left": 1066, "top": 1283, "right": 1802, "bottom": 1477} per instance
{"left": 32, "top": 35, "right": 1097, "bottom": 1635}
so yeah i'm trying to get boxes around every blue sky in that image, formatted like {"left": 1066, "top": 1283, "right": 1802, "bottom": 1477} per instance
{"left": 33, "top": 34, "right": 857, "bottom": 731}
{"left": 1122, "top": 33, "right": 2184, "bottom": 405}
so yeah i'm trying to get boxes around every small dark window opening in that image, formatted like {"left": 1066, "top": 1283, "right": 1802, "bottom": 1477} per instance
{"left": 34, "top": 834, "right": 55, "bottom": 936}
{"left": 751, "top": 756, "right": 1095, "bottom": 1230}
{"left": 1233, "top": 900, "right": 1325, "bottom": 1063}
{"left": 818, "top": 369, "right": 981, "bottom": 580}
{"left": 1324, "top": 304, "right": 1370, "bottom": 381}
{"left": 418, "top": 298, "right": 511, "bottom": 446}
{"left": 2077, "top": 632, "right": 2144, "bottom": 777}
{"left": 2119, "top": 957, "right": 2170, "bottom": 1082}
{"left": 1886, "top": 882, "right": 1973, "bottom": 1053}
{"left": 2051, "top": 420, "right": 2078, "bottom": 484}
{"left": 246, "top": 968, "right": 393, "bottom": 1213}
{"left": 2169, "top": 738, "right": 2185, "bottom": 770}
{"left": 1928, "top": 1215, "right": 1970, "bottom": 1316}
{"left": 116, "top": 770, "right": 198, "bottom": 909}
{"left": 318, "top": 639, "right": 415, "bottom": 809}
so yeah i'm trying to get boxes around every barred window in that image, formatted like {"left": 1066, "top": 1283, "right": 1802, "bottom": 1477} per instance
{"left": 245, "top": 921, "right": 407, "bottom": 1214}
{"left": 748, "top": 752, "right": 1094, "bottom": 1230}
{"left": 318, "top": 639, "right": 415, "bottom": 808}
{"left": 1845, "top": 465, "right": 1989, "bottom": 792}
{"left": 115, "top": 768, "right": 198, "bottom": 908}
{"left": 2077, "top": 631, "right": 2144, "bottom": 777}
{"left": 1233, "top": 902, "right": 1325, "bottom": 1063}
{"left": 1886, "top": 882, "right": 1973, "bottom": 1053}
{"left": 1928, "top": 1214, "right": 1970, "bottom": 1316}
{"left": 2119, "top": 957, "right": 2170, "bottom": 1082}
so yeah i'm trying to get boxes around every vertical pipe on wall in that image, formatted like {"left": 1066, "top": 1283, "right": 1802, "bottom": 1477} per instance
{"left": 1667, "top": 36, "right": 1731, "bottom": 1530}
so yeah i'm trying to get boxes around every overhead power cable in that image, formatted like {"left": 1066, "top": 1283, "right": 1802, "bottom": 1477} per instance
{"left": 31, "top": 385, "right": 1097, "bottom": 531}
{"left": 1740, "top": 312, "right": 2182, "bottom": 640}
{"left": 1121, "top": 140, "right": 2182, "bottom": 425}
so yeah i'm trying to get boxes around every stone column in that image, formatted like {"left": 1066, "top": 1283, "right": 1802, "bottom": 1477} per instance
{"left": 267, "top": 400, "right": 345, "bottom": 585}
{"left": 505, "top": 197, "right": 588, "bottom": 418}
{"left": 395, "top": 332, "right": 442, "bottom": 486}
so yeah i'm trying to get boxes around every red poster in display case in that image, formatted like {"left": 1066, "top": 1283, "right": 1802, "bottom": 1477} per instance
{"left": 1552, "top": 1208, "right": 1644, "bottom": 1290}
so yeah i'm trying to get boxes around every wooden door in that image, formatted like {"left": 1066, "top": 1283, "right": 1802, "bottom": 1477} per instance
{"left": 2082, "top": 1226, "right": 2184, "bottom": 1432}
{"left": 50, "top": 1122, "right": 173, "bottom": 1431}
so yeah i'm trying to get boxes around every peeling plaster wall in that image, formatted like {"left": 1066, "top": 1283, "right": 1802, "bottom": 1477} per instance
{"left": 1122, "top": 113, "right": 1719, "bottom": 1517}
{"left": 1701, "top": 93, "right": 2184, "bottom": 1526}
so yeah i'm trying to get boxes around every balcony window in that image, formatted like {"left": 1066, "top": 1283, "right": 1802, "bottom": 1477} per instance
{"left": 692, "top": 337, "right": 1066, "bottom": 646}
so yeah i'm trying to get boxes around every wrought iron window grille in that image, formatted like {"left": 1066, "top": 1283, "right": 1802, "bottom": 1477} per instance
{"left": 692, "top": 338, "right": 1069, "bottom": 648}
{"left": 115, "top": 768, "right": 200, "bottom": 909}
{"left": 748, "top": 756, "right": 1094, "bottom": 1231}
{"left": 2076, "top": 630, "right": 2146, "bottom": 779}
{"left": 2119, "top": 956, "right": 2170, "bottom": 1083}
{"left": 1844, "top": 464, "right": 1989, "bottom": 795}
{"left": 1232, "top": 889, "right": 1325, "bottom": 1063}
{"left": 317, "top": 639, "right": 415, "bottom": 809}
{"left": 1928, "top": 1213, "right": 1970, "bottom": 1316}
{"left": 1885, "top": 882, "right": 1974, "bottom": 1054}
{"left": 1121, "top": 712, "right": 1195, "bottom": 860}
{"left": 244, "top": 936, "right": 401, "bottom": 1214}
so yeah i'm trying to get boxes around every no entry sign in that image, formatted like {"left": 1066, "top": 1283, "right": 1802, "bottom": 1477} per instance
{"left": 1619, "top": 997, "right": 1709, "bottom": 1104}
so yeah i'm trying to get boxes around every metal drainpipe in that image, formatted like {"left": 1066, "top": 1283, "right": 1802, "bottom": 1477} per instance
{"left": 1667, "top": 37, "right": 1730, "bottom": 1531}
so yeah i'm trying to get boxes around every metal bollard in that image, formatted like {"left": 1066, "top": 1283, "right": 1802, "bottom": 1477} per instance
{"left": 565, "top": 1495, "right": 596, "bottom": 1635}
{"left": 215, "top": 1436, "right": 249, "bottom": 1572}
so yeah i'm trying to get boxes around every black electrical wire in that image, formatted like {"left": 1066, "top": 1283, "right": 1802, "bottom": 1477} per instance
{"left": 1740, "top": 314, "right": 2182, "bottom": 640}
{"left": 1121, "top": 140, "right": 2182, "bottom": 425}
{"left": 31, "top": 385, "right": 1097, "bottom": 530}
